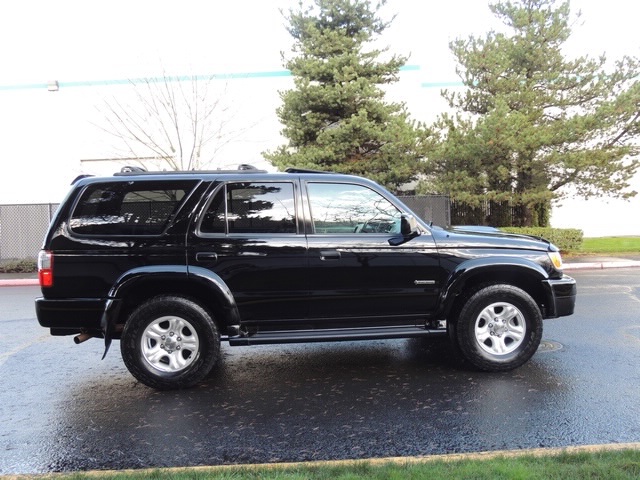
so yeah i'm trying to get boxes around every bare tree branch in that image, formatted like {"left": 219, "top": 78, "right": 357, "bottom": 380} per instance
{"left": 94, "top": 71, "right": 252, "bottom": 171}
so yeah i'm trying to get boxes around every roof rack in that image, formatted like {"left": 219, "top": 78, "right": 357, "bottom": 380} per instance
{"left": 113, "top": 164, "right": 267, "bottom": 176}
{"left": 120, "top": 166, "right": 146, "bottom": 173}
{"left": 284, "top": 167, "right": 337, "bottom": 174}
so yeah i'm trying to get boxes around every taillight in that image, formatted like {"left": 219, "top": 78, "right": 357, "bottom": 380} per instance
{"left": 38, "top": 250, "right": 54, "bottom": 287}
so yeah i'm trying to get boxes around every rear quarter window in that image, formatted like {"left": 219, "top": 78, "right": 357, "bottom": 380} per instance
{"left": 69, "top": 180, "right": 198, "bottom": 235}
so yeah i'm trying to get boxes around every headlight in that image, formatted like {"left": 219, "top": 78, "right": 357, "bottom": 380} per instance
{"left": 548, "top": 251, "right": 563, "bottom": 270}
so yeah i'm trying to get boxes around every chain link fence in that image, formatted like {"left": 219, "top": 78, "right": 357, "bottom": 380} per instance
{"left": 398, "top": 195, "right": 450, "bottom": 227}
{"left": 0, "top": 204, "right": 58, "bottom": 262}
{"left": 0, "top": 196, "right": 450, "bottom": 262}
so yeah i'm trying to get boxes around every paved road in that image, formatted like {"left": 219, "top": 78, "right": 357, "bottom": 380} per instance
{"left": 1, "top": 269, "right": 639, "bottom": 474}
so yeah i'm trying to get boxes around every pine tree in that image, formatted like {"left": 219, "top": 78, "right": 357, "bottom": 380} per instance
{"left": 425, "top": 0, "right": 640, "bottom": 226}
{"left": 264, "top": 0, "right": 423, "bottom": 192}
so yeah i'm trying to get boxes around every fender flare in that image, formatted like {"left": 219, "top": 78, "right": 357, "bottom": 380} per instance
{"left": 439, "top": 256, "right": 551, "bottom": 318}
{"left": 100, "top": 265, "right": 240, "bottom": 357}
{"left": 108, "top": 265, "right": 190, "bottom": 298}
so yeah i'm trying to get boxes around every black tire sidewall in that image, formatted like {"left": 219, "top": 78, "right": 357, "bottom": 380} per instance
{"left": 121, "top": 295, "right": 219, "bottom": 389}
{"left": 456, "top": 284, "right": 543, "bottom": 371}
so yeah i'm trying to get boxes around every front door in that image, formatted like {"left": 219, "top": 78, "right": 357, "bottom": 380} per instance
{"left": 304, "top": 181, "right": 441, "bottom": 325}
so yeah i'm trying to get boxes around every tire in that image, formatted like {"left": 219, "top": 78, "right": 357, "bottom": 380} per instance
{"left": 455, "top": 284, "right": 542, "bottom": 372}
{"left": 120, "top": 295, "right": 220, "bottom": 390}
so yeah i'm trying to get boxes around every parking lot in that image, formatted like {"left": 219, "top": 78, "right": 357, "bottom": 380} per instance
{"left": 1, "top": 268, "right": 639, "bottom": 474}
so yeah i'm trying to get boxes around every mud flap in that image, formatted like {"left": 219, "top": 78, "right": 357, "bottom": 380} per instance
{"left": 100, "top": 298, "right": 122, "bottom": 360}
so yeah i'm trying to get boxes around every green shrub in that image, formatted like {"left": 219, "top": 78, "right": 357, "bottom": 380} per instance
{"left": 500, "top": 227, "right": 583, "bottom": 253}
{"left": 0, "top": 259, "right": 37, "bottom": 273}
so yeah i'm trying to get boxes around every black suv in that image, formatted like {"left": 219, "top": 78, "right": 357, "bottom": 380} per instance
{"left": 36, "top": 166, "right": 576, "bottom": 389}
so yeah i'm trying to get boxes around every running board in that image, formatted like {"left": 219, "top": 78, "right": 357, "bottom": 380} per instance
{"left": 228, "top": 325, "right": 445, "bottom": 346}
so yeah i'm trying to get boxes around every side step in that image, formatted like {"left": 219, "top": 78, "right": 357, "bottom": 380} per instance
{"left": 228, "top": 325, "right": 445, "bottom": 346}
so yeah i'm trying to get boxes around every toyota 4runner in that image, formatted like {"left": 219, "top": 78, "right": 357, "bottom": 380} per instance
{"left": 36, "top": 166, "right": 576, "bottom": 389}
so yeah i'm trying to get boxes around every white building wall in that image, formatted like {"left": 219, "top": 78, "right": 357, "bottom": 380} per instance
{"left": 0, "top": 0, "right": 638, "bottom": 237}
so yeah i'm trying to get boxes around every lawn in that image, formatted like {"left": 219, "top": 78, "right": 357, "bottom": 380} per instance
{"left": 580, "top": 236, "right": 640, "bottom": 254}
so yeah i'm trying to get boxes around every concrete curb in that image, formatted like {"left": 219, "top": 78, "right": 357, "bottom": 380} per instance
{"left": 0, "top": 278, "right": 39, "bottom": 287}
{"left": 564, "top": 260, "right": 640, "bottom": 271}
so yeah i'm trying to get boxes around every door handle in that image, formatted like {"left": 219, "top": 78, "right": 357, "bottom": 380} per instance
{"left": 196, "top": 252, "right": 218, "bottom": 262}
{"left": 320, "top": 250, "right": 341, "bottom": 261}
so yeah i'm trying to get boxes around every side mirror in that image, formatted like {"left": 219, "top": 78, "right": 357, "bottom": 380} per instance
{"left": 401, "top": 214, "right": 419, "bottom": 236}
{"left": 390, "top": 214, "right": 420, "bottom": 246}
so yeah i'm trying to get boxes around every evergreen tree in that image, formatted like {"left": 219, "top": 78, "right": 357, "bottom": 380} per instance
{"left": 264, "top": 0, "right": 423, "bottom": 192}
{"left": 424, "top": 0, "right": 640, "bottom": 226}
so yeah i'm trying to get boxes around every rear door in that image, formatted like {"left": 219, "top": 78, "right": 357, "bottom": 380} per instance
{"left": 188, "top": 179, "right": 309, "bottom": 324}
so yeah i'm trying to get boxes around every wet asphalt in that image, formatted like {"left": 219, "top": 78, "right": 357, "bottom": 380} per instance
{"left": 0, "top": 268, "right": 639, "bottom": 474}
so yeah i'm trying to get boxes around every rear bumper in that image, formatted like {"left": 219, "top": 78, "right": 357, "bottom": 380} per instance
{"left": 542, "top": 275, "right": 577, "bottom": 318}
{"left": 35, "top": 297, "right": 105, "bottom": 334}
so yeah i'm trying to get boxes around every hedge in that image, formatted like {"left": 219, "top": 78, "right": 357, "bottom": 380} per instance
{"left": 500, "top": 227, "right": 583, "bottom": 253}
{"left": 0, "top": 259, "right": 37, "bottom": 274}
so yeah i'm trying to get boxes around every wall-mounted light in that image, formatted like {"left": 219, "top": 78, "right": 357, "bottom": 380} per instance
{"left": 47, "top": 80, "right": 59, "bottom": 92}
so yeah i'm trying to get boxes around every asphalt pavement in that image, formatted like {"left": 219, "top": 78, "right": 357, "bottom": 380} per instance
{"left": 1, "top": 268, "right": 639, "bottom": 475}
{"left": 0, "top": 268, "right": 640, "bottom": 475}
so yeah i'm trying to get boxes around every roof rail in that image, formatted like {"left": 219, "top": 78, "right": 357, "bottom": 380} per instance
{"left": 113, "top": 164, "right": 267, "bottom": 176}
{"left": 71, "top": 174, "right": 94, "bottom": 184}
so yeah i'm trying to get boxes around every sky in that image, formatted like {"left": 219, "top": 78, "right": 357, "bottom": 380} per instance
{"left": 3, "top": 0, "right": 638, "bottom": 87}
{"left": 1, "top": 0, "right": 639, "bottom": 236}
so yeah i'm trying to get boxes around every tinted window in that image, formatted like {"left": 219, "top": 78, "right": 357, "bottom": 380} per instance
{"left": 200, "top": 182, "right": 296, "bottom": 234}
{"left": 307, "top": 183, "right": 401, "bottom": 234}
{"left": 70, "top": 181, "right": 197, "bottom": 235}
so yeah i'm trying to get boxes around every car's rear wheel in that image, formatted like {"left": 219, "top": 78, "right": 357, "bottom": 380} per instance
{"left": 455, "top": 284, "right": 542, "bottom": 372}
{"left": 121, "top": 295, "right": 220, "bottom": 389}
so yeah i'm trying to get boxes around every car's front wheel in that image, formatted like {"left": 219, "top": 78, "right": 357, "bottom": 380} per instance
{"left": 120, "top": 295, "right": 220, "bottom": 389}
{"left": 455, "top": 284, "right": 543, "bottom": 372}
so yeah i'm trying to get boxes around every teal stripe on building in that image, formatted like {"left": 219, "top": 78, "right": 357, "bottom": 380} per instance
{"left": 1, "top": 65, "right": 425, "bottom": 91}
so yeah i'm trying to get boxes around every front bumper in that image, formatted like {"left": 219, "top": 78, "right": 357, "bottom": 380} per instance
{"left": 542, "top": 275, "right": 577, "bottom": 318}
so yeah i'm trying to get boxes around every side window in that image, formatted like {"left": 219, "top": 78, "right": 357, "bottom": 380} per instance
{"left": 200, "top": 182, "right": 297, "bottom": 234}
{"left": 69, "top": 181, "right": 197, "bottom": 235}
{"left": 307, "top": 183, "right": 401, "bottom": 234}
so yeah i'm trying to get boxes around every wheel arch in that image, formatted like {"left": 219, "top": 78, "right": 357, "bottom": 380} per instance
{"left": 441, "top": 257, "right": 551, "bottom": 321}
{"left": 108, "top": 265, "right": 240, "bottom": 335}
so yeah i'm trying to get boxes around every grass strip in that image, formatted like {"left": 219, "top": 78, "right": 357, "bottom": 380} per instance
{"left": 32, "top": 446, "right": 640, "bottom": 480}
